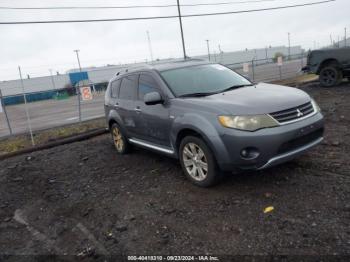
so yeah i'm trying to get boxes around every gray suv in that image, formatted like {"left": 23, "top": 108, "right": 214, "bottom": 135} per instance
{"left": 105, "top": 60, "right": 324, "bottom": 187}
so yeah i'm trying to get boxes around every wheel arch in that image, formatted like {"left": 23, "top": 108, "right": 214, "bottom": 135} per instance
{"left": 108, "top": 119, "right": 118, "bottom": 130}
{"left": 107, "top": 112, "right": 130, "bottom": 139}
{"left": 317, "top": 58, "right": 342, "bottom": 74}
{"left": 172, "top": 119, "right": 230, "bottom": 166}
{"left": 175, "top": 128, "right": 205, "bottom": 152}
{"left": 174, "top": 127, "right": 221, "bottom": 161}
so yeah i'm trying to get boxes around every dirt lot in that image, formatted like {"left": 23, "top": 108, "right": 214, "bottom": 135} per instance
{"left": 0, "top": 81, "right": 349, "bottom": 260}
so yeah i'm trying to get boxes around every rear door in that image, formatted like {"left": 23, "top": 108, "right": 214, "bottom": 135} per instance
{"left": 134, "top": 73, "right": 172, "bottom": 147}
{"left": 118, "top": 74, "right": 138, "bottom": 137}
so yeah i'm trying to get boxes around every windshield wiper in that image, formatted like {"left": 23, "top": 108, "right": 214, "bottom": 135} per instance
{"left": 178, "top": 92, "right": 218, "bottom": 98}
{"left": 220, "top": 84, "right": 254, "bottom": 93}
{"left": 178, "top": 84, "right": 254, "bottom": 98}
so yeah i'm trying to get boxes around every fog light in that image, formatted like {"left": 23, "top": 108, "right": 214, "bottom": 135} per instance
{"left": 240, "top": 147, "right": 260, "bottom": 160}
{"left": 241, "top": 149, "right": 248, "bottom": 157}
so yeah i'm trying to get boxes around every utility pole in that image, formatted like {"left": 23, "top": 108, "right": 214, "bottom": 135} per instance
{"left": 330, "top": 35, "right": 333, "bottom": 47}
{"left": 73, "top": 50, "right": 82, "bottom": 122}
{"left": 345, "top": 27, "right": 347, "bottom": 47}
{"left": 338, "top": 36, "right": 340, "bottom": 48}
{"left": 176, "top": 0, "right": 187, "bottom": 59}
{"left": 146, "top": 31, "right": 154, "bottom": 63}
{"left": 206, "top": 40, "right": 211, "bottom": 61}
{"left": 49, "top": 69, "right": 56, "bottom": 89}
{"left": 74, "top": 49, "right": 82, "bottom": 72}
{"left": 288, "top": 32, "right": 291, "bottom": 60}
{"left": 18, "top": 66, "right": 35, "bottom": 146}
{"left": 218, "top": 44, "right": 223, "bottom": 62}
{"left": 0, "top": 89, "right": 12, "bottom": 135}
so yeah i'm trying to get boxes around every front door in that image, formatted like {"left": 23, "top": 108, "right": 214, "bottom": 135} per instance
{"left": 134, "top": 73, "right": 172, "bottom": 147}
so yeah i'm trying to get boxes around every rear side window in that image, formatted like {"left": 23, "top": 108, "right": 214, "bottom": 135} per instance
{"left": 119, "top": 75, "right": 138, "bottom": 100}
{"left": 138, "top": 74, "right": 159, "bottom": 100}
{"left": 110, "top": 79, "right": 121, "bottom": 98}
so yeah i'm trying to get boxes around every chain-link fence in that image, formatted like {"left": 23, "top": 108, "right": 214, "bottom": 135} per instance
{"left": 0, "top": 52, "right": 308, "bottom": 140}
{"left": 226, "top": 52, "right": 307, "bottom": 82}
{"left": 0, "top": 88, "right": 106, "bottom": 140}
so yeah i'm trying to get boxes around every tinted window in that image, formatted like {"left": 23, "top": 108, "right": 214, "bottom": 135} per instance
{"left": 160, "top": 64, "right": 251, "bottom": 97}
{"left": 110, "top": 79, "right": 121, "bottom": 98}
{"left": 138, "top": 74, "right": 159, "bottom": 100}
{"left": 119, "top": 75, "right": 138, "bottom": 100}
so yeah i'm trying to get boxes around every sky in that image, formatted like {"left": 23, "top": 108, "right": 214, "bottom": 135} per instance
{"left": 0, "top": 0, "right": 348, "bottom": 80}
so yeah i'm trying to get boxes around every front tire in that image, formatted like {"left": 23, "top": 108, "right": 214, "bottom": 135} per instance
{"left": 110, "top": 123, "right": 130, "bottom": 154}
{"left": 179, "top": 136, "right": 221, "bottom": 187}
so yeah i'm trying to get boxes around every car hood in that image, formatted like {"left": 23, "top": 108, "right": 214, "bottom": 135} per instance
{"left": 173, "top": 83, "right": 311, "bottom": 115}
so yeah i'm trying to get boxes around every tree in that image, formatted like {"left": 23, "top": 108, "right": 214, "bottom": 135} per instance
{"left": 273, "top": 52, "right": 286, "bottom": 63}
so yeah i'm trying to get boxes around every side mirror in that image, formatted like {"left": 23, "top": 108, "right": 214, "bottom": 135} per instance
{"left": 144, "top": 91, "right": 163, "bottom": 105}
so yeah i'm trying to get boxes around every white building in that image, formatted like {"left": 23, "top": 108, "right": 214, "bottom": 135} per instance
{"left": 0, "top": 45, "right": 303, "bottom": 98}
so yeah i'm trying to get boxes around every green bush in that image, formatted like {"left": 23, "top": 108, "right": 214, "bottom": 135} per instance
{"left": 273, "top": 52, "right": 286, "bottom": 63}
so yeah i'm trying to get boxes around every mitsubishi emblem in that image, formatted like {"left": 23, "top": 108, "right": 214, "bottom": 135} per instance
{"left": 296, "top": 109, "right": 304, "bottom": 117}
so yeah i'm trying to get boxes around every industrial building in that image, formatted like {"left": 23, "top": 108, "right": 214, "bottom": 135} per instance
{"left": 0, "top": 45, "right": 303, "bottom": 105}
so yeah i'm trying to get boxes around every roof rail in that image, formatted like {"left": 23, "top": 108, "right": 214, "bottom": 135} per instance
{"left": 114, "top": 58, "right": 206, "bottom": 76}
{"left": 115, "top": 63, "right": 153, "bottom": 76}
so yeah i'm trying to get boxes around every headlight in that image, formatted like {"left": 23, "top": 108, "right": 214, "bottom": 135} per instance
{"left": 218, "top": 115, "right": 279, "bottom": 131}
{"left": 311, "top": 98, "right": 321, "bottom": 112}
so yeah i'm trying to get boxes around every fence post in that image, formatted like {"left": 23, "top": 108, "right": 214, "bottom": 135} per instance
{"left": 301, "top": 50, "right": 304, "bottom": 69}
{"left": 18, "top": 66, "right": 35, "bottom": 146}
{"left": 76, "top": 85, "right": 82, "bottom": 122}
{"left": 251, "top": 59, "right": 255, "bottom": 82}
{"left": 0, "top": 89, "right": 13, "bottom": 135}
{"left": 279, "top": 65, "right": 282, "bottom": 80}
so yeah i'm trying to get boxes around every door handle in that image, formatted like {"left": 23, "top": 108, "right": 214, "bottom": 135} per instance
{"left": 134, "top": 107, "right": 142, "bottom": 113}
{"left": 114, "top": 102, "right": 119, "bottom": 109}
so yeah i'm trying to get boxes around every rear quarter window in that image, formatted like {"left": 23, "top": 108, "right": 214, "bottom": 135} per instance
{"left": 110, "top": 79, "right": 121, "bottom": 98}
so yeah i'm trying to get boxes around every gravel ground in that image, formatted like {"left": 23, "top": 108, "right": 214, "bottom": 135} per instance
{"left": 0, "top": 81, "right": 349, "bottom": 260}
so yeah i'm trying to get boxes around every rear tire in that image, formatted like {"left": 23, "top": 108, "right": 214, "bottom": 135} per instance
{"left": 319, "top": 65, "right": 342, "bottom": 87}
{"left": 110, "top": 123, "right": 131, "bottom": 154}
{"left": 179, "top": 136, "right": 221, "bottom": 187}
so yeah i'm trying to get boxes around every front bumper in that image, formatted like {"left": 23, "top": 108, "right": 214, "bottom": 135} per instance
{"left": 258, "top": 136, "right": 323, "bottom": 169}
{"left": 216, "top": 112, "right": 324, "bottom": 171}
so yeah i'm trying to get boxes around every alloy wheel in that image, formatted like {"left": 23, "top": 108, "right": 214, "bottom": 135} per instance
{"left": 112, "top": 126, "right": 124, "bottom": 152}
{"left": 182, "top": 142, "right": 208, "bottom": 181}
{"left": 320, "top": 68, "right": 337, "bottom": 86}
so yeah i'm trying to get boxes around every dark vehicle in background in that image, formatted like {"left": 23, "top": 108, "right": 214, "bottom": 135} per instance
{"left": 105, "top": 60, "right": 324, "bottom": 187}
{"left": 302, "top": 47, "right": 350, "bottom": 87}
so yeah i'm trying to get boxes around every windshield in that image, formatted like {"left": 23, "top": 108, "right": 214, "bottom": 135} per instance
{"left": 160, "top": 64, "right": 252, "bottom": 97}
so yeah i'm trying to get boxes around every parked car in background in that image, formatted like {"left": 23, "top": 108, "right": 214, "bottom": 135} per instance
{"left": 105, "top": 60, "right": 324, "bottom": 187}
{"left": 302, "top": 47, "right": 350, "bottom": 87}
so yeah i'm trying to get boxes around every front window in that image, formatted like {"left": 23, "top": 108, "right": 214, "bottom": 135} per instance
{"left": 138, "top": 74, "right": 159, "bottom": 101}
{"left": 160, "top": 64, "right": 252, "bottom": 97}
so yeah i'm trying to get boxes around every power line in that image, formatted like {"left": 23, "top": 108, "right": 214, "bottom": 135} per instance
{"left": 0, "top": 0, "right": 335, "bottom": 25}
{"left": 0, "top": 0, "right": 286, "bottom": 10}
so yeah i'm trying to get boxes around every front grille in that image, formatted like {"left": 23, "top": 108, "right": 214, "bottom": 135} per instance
{"left": 277, "top": 128, "right": 324, "bottom": 155}
{"left": 270, "top": 101, "right": 315, "bottom": 124}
